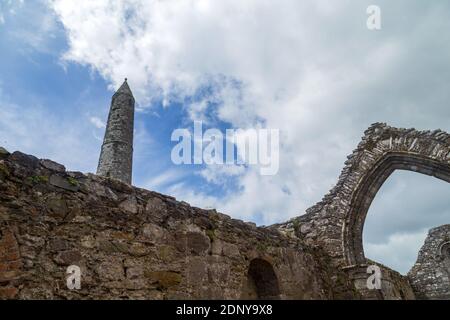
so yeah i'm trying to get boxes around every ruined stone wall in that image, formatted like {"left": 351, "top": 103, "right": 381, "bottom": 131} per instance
{"left": 408, "top": 225, "right": 450, "bottom": 299}
{"left": 278, "top": 124, "right": 450, "bottom": 270}
{"left": 276, "top": 123, "right": 450, "bottom": 299}
{"left": 0, "top": 148, "right": 354, "bottom": 300}
{"left": 2, "top": 123, "right": 445, "bottom": 300}
{"left": 344, "top": 262, "right": 415, "bottom": 300}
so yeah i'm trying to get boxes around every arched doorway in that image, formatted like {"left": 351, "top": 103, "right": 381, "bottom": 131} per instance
{"left": 285, "top": 125, "right": 450, "bottom": 270}
{"left": 363, "top": 171, "right": 450, "bottom": 274}
{"left": 278, "top": 124, "right": 450, "bottom": 298}
{"left": 343, "top": 152, "right": 450, "bottom": 266}
{"left": 241, "top": 259, "right": 280, "bottom": 300}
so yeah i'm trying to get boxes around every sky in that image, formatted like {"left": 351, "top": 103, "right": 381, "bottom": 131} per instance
{"left": 0, "top": 0, "right": 449, "bottom": 274}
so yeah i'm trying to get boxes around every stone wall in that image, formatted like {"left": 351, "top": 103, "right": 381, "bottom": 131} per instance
{"left": 275, "top": 123, "right": 449, "bottom": 299}
{"left": 0, "top": 148, "right": 355, "bottom": 300}
{"left": 344, "top": 261, "right": 416, "bottom": 300}
{"left": 277, "top": 123, "right": 450, "bottom": 269}
{"left": 2, "top": 123, "right": 447, "bottom": 299}
{"left": 408, "top": 225, "right": 450, "bottom": 299}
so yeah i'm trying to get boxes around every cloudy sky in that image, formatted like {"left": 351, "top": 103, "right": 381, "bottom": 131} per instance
{"left": 1, "top": 0, "right": 449, "bottom": 274}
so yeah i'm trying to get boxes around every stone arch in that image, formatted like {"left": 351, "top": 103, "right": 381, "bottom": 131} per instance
{"left": 343, "top": 151, "right": 450, "bottom": 266}
{"left": 279, "top": 124, "right": 450, "bottom": 271}
{"left": 242, "top": 258, "right": 281, "bottom": 300}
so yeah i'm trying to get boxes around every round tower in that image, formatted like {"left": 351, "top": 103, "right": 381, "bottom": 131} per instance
{"left": 97, "top": 79, "right": 135, "bottom": 184}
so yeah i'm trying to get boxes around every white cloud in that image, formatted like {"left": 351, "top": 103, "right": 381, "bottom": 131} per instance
{"left": 167, "top": 182, "right": 222, "bottom": 211}
{"left": 0, "top": 88, "right": 101, "bottom": 173}
{"left": 363, "top": 171, "right": 450, "bottom": 274}
{"left": 187, "top": 100, "right": 210, "bottom": 123}
{"left": 144, "top": 169, "right": 185, "bottom": 191}
{"left": 199, "top": 164, "right": 245, "bottom": 185}
{"left": 89, "top": 116, "right": 106, "bottom": 129}
{"left": 365, "top": 229, "right": 428, "bottom": 275}
{"left": 1, "top": 0, "right": 60, "bottom": 54}
{"left": 45, "top": 1, "right": 371, "bottom": 222}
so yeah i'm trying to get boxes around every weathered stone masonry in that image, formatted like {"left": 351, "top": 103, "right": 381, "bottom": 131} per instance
{"left": 279, "top": 124, "right": 450, "bottom": 267}
{"left": 0, "top": 149, "right": 355, "bottom": 299}
{"left": 277, "top": 123, "right": 450, "bottom": 299}
{"left": 0, "top": 123, "right": 449, "bottom": 299}
{"left": 408, "top": 225, "right": 450, "bottom": 299}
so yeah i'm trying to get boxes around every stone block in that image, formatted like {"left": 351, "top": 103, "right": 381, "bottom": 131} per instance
{"left": 49, "top": 175, "right": 79, "bottom": 192}
{"left": 40, "top": 159, "right": 66, "bottom": 173}
{"left": 145, "top": 271, "right": 182, "bottom": 289}
{"left": 53, "top": 250, "right": 82, "bottom": 266}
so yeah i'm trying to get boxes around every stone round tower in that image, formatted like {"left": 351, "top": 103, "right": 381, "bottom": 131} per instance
{"left": 97, "top": 79, "right": 135, "bottom": 184}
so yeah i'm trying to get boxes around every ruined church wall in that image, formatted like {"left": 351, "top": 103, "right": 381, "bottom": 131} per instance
{"left": 0, "top": 149, "right": 352, "bottom": 300}
{"left": 277, "top": 123, "right": 450, "bottom": 270}
{"left": 275, "top": 123, "right": 450, "bottom": 299}
{"left": 408, "top": 225, "right": 450, "bottom": 299}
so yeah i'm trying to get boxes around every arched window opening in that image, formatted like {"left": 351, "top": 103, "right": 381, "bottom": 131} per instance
{"left": 363, "top": 171, "right": 450, "bottom": 274}
{"left": 241, "top": 258, "right": 280, "bottom": 300}
{"left": 343, "top": 152, "right": 450, "bottom": 268}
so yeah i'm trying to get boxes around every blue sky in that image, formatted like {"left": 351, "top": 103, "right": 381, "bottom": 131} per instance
{"left": 1, "top": 0, "right": 450, "bottom": 274}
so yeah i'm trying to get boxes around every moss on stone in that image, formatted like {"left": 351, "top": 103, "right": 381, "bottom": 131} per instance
{"left": 0, "top": 163, "right": 10, "bottom": 179}
{"left": 206, "top": 229, "right": 216, "bottom": 242}
{"left": 26, "top": 175, "right": 48, "bottom": 185}
{"left": 256, "top": 241, "right": 270, "bottom": 252}
{"left": 67, "top": 177, "right": 79, "bottom": 187}
{"left": 292, "top": 219, "right": 300, "bottom": 234}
